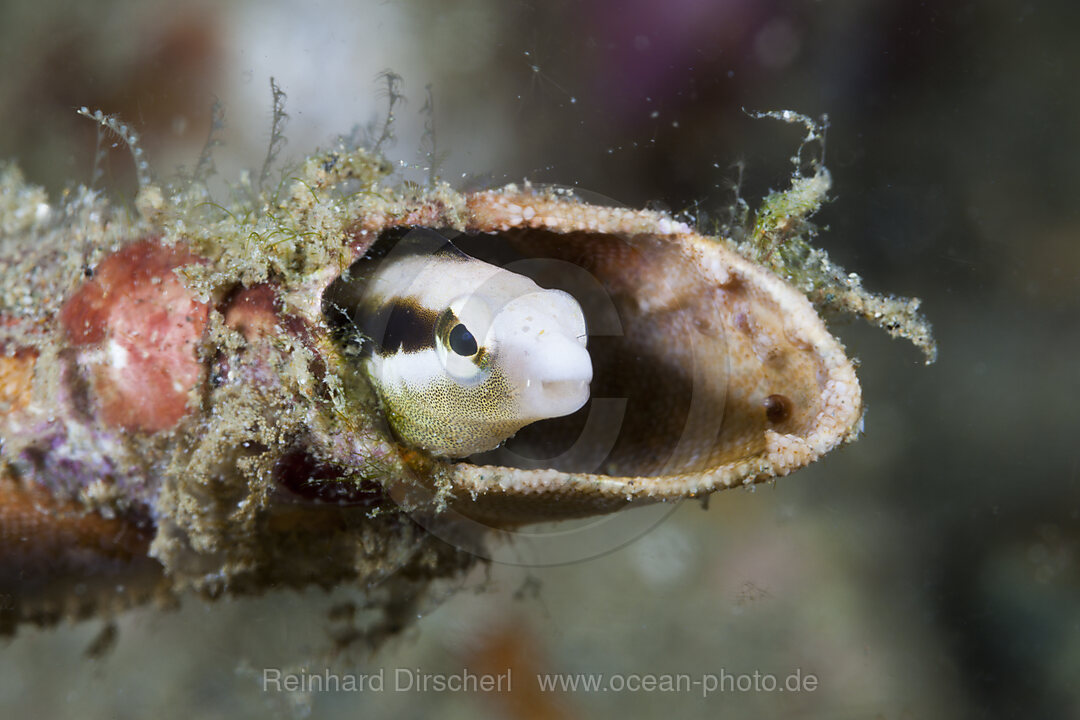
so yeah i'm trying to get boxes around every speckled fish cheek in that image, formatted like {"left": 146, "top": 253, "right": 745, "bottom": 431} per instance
{"left": 375, "top": 355, "right": 520, "bottom": 457}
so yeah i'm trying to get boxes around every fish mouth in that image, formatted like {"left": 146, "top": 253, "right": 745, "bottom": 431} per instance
{"left": 541, "top": 379, "right": 588, "bottom": 391}
{"left": 538, "top": 378, "right": 591, "bottom": 417}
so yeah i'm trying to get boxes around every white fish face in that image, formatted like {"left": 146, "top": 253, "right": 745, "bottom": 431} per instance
{"left": 486, "top": 287, "right": 592, "bottom": 422}
{"left": 354, "top": 238, "right": 594, "bottom": 457}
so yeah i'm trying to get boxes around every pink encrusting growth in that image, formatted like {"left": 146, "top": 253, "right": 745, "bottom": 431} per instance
{"left": 222, "top": 283, "right": 280, "bottom": 343}
{"left": 58, "top": 239, "right": 209, "bottom": 433}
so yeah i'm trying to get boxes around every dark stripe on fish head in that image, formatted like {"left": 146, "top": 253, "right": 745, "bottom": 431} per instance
{"left": 365, "top": 297, "right": 440, "bottom": 355}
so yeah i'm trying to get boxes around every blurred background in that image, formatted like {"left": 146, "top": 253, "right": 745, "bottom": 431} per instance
{"left": 1, "top": 0, "right": 1077, "bottom": 718}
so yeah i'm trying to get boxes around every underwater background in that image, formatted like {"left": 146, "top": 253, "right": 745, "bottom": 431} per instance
{"left": 0, "top": 0, "right": 1076, "bottom": 718}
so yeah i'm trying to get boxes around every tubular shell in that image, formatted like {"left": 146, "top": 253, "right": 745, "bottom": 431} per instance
{"left": 0, "top": 156, "right": 863, "bottom": 631}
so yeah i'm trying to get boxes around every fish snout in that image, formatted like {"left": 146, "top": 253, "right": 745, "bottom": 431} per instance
{"left": 531, "top": 332, "right": 592, "bottom": 416}
{"left": 495, "top": 290, "right": 592, "bottom": 420}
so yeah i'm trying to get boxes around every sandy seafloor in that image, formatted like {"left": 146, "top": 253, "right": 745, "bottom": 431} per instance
{"left": 1, "top": 1, "right": 1077, "bottom": 718}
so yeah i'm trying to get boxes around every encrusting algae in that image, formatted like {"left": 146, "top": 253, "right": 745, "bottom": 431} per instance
{"left": 0, "top": 93, "right": 934, "bottom": 638}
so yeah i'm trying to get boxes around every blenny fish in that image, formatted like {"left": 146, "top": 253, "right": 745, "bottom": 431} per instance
{"left": 0, "top": 109, "right": 934, "bottom": 635}
{"left": 324, "top": 227, "right": 592, "bottom": 458}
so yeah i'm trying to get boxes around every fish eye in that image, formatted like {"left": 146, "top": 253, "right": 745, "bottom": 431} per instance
{"left": 448, "top": 323, "right": 478, "bottom": 356}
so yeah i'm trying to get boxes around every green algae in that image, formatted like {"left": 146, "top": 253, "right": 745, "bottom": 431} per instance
{"left": 728, "top": 111, "right": 937, "bottom": 364}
